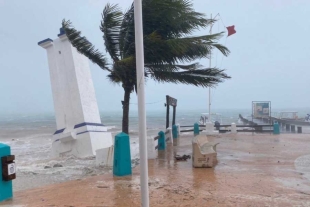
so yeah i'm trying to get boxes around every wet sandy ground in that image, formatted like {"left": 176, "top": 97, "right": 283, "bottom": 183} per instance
{"left": 2, "top": 133, "right": 310, "bottom": 207}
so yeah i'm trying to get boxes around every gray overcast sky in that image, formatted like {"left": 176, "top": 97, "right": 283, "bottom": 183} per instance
{"left": 0, "top": 0, "right": 309, "bottom": 113}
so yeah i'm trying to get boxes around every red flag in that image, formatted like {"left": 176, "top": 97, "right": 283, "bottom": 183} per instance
{"left": 226, "top": 25, "right": 236, "bottom": 37}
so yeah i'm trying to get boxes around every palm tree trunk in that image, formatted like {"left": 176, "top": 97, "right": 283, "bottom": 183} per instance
{"left": 122, "top": 88, "right": 131, "bottom": 134}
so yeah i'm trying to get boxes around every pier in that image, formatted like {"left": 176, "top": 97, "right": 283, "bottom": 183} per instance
{"left": 239, "top": 114, "right": 310, "bottom": 134}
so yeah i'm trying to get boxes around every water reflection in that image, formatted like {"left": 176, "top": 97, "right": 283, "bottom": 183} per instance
{"left": 112, "top": 175, "right": 135, "bottom": 206}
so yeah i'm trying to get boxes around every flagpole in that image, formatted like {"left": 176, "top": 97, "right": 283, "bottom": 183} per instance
{"left": 209, "top": 14, "right": 212, "bottom": 123}
{"left": 134, "top": 0, "right": 150, "bottom": 206}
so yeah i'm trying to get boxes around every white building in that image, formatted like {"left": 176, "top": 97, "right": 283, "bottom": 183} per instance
{"left": 38, "top": 28, "right": 113, "bottom": 158}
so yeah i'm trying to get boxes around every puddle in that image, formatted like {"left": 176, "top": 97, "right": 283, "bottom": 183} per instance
{"left": 295, "top": 154, "right": 310, "bottom": 181}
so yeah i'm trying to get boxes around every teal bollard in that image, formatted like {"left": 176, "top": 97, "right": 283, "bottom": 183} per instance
{"left": 172, "top": 125, "right": 178, "bottom": 139}
{"left": 0, "top": 143, "right": 13, "bottom": 202}
{"left": 158, "top": 131, "right": 166, "bottom": 150}
{"left": 194, "top": 123, "right": 200, "bottom": 136}
{"left": 113, "top": 132, "right": 132, "bottom": 176}
{"left": 273, "top": 122, "right": 280, "bottom": 135}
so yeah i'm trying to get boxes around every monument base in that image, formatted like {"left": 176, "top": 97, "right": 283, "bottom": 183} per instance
{"left": 96, "top": 146, "right": 114, "bottom": 167}
{"left": 52, "top": 131, "right": 113, "bottom": 158}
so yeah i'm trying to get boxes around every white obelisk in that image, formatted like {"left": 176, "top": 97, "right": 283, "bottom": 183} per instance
{"left": 38, "top": 28, "right": 112, "bottom": 158}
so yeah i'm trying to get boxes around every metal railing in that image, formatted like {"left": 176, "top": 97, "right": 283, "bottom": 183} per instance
{"left": 179, "top": 123, "right": 274, "bottom": 134}
{"left": 154, "top": 129, "right": 171, "bottom": 150}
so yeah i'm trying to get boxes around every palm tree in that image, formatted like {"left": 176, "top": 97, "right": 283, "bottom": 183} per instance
{"left": 62, "top": 0, "right": 231, "bottom": 134}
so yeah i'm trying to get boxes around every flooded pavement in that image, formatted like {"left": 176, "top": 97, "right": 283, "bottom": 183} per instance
{"left": 2, "top": 133, "right": 310, "bottom": 206}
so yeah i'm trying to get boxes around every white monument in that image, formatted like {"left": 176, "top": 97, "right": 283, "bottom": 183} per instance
{"left": 38, "top": 28, "right": 113, "bottom": 158}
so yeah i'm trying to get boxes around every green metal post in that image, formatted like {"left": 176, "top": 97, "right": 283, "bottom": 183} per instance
{"left": 0, "top": 143, "right": 13, "bottom": 202}
{"left": 194, "top": 123, "right": 200, "bottom": 136}
{"left": 158, "top": 131, "right": 166, "bottom": 150}
{"left": 172, "top": 125, "right": 178, "bottom": 139}
{"left": 113, "top": 132, "right": 132, "bottom": 176}
{"left": 273, "top": 122, "right": 280, "bottom": 135}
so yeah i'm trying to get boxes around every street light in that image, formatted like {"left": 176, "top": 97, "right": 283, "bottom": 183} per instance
{"left": 134, "top": 0, "right": 150, "bottom": 206}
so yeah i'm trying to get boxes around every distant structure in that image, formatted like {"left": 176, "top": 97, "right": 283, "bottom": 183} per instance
{"left": 165, "top": 95, "right": 177, "bottom": 129}
{"left": 38, "top": 28, "right": 112, "bottom": 158}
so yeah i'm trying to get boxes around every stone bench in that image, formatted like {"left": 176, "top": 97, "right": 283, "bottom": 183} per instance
{"left": 192, "top": 135, "right": 219, "bottom": 168}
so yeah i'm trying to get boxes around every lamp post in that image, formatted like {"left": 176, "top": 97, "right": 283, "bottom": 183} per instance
{"left": 134, "top": 0, "right": 150, "bottom": 206}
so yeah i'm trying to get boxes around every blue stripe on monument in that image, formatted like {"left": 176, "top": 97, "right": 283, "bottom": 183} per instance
{"left": 53, "top": 128, "right": 65, "bottom": 135}
{"left": 76, "top": 130, "right": 106, "bottom": 135}
{"left": 74, "top": 122, "right": 104, "bottom": 129}
{"left": 38, "top": 38, "right": 53, "bottom": 45}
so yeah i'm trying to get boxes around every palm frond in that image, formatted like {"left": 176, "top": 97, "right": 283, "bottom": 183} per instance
{"left": 100, "top": 4, "right": 123, "bottom": 62}
{"left": 148, "top": 68, "right": 231, "bottom": 88}
{"left": 111, "top": 56, "right": 136, "bottom": 83}
{"left": 145, "top": 63, "right": 202, "bottom": 72}
{"left": 144, "top": 32, "right": 230, "bottom": 64}
{"left": 210, "top": 43, "right": 230, "bottom": 57}
{"left": 174, "top": 63, "right": 202, "bottom": 70}
{"left": 119, "top": 3, "right": 135, "bottom": 59}
{"left": 142, "top": 0, "right": 214, "bottom": 38}
{"left": 165, "top": 33, "right": 230, "bottom": 57}
{"left": 62, "top": 0, "right": 231, "bottom": 91}
{"left": 107, "top": 71, "right": 122, "bottom": 83}
{"left": 62, "top": 20, "right": 111, "bottom": 72}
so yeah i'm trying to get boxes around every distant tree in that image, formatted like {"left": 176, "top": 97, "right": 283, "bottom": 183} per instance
{"left": 62, "top": 0, "right": 230, "bottom": 134}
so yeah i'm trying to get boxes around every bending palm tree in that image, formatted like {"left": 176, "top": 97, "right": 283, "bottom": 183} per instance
{"left": 62, "top": 0, "right": 231, "bottom": 134}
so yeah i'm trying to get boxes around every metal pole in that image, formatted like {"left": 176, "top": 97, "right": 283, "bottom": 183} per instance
{"left": 166, "top": 95, "right": 170, "bottom": 129}
{"left": 208, "top": 14, "right": 212, "bottom": 123}
{"left": 134, "top": 0, "right": 149, "bottom": 206}
{"left": 252, "top": 101, "right": 254, "bottom": 136}
{"left": 172, "top": 105, "right": 176, "bottom": 126}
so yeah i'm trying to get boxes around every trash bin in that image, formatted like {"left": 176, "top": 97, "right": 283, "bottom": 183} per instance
{"left": 273, "top": 122, "right": 280, "bottom": 135}
{"left": 0, "top": 143, "right": 15, "bottom": 202}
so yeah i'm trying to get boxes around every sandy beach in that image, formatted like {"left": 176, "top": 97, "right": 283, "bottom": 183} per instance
{"left": 2, "top": 133, "right": 310, "bottom": 206}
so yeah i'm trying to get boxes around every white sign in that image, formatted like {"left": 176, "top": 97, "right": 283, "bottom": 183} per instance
{"left": 7, "top": 163, "right": 16, "bottom": 175}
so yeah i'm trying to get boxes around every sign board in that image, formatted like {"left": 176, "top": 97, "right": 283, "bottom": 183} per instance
{"left": 2, "top": 155, "right": 16, "bottom": 181}
{"left": 165, "top": 95, "right": 178, "bottom": 128}
{"left": 252, "top": 101, "right": 271, "bottom": 118}
{"left": 167, "top": 96, "right": 177, "bottom": 107}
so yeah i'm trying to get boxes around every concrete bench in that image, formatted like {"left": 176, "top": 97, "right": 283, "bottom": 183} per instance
{"left": 192, "top": 135, "right": 219, "bottom": 168}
